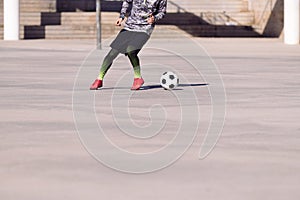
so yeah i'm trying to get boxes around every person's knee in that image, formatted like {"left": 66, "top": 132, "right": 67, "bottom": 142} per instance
{"left": 127, "top": 50, "right": 139, "bottom": 59}
{"left": 106, "top": 49, "right": 119, "bottom": 61}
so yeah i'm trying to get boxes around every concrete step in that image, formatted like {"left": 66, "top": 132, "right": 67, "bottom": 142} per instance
{"left": 152, "top": 25, "right": 260, "bottom": 38}
{"left": 20, "top": 13, "right": 42, "bottom": 25}
{"left": 0, "top": 0, "right": 248, "bottom": 13}
{"left": 19, "top": 1, "right": 42, "bottom": 13}
{"left": 169, "top": 24, "right": 260, "bottom": 37}
{"left": 0, "top": 12, "right": 119, "bottom": 26}
{"left": 168, "top": 0, "right": 248, "bottom": 13}
{"left": 0, "top": 24, "right": 185, "bottom": 40}
{"left": 20, "top": 23, "right": 260, "bottom": 40}
{"left": 21, "top": 24, "right": 121, "bottom": 39}
{"left": 159, "top": 11, "right": 254, "bottom": 26}
{"left": 198, "top": 11, "right": 254, "bottom": 26}
{"left": 0, "top": 12, "right": 41, "bottom": 26}
{"left": 1, "top": 11, "right": 252, "bottom": 26}
{"left": 55, "top": 0, "right": 249, "bottom": 13}
{"left": 63, "top": 12, "right": 119, "bottom": 25}
{"left": 0, "top": 0, "right": 54, "bottom": 13}
{"left": 55, "top": 0, "right": 248, "bottom": 13}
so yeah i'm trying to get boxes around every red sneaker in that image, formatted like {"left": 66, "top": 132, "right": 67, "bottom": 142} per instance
{"left": 131, "top": 78, "right": 144, "bottom": 90}
{"left": 90, "top": 79, "right": 103, "bottom": 90}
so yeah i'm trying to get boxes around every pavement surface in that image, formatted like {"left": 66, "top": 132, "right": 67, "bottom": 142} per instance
{"left": 0, "top": 35, "right": 300, "bottom": 200}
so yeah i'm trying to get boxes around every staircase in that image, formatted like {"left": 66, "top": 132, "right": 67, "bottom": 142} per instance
{"left": 23, "top": 12, "right": 120, "bottom": 39}
{"left": 0, "top": 0, "right": 3, "bottom": 39}
{"left": 0, "top": 0, "right": 258, "bottom": 39}
{"left": 0, "top": 0, "right": 52, "bottom": 39}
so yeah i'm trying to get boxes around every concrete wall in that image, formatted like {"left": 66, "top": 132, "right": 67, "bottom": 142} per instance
{"left": 41, "top": 0, "right": 56, "bottom": 12}
{"left": 248, "top": 0, "right": 283, "bottom": 37}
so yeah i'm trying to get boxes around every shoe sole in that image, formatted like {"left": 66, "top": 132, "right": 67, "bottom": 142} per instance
{"left": 90, "top": 87, "right": 102, "bottom": 90}
{"left": 131, "top": 83, "right": 144, "bottom": 90}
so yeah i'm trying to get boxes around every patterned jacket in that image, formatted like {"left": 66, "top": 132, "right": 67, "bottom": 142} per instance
{"left": 120, "top": 0, "right": 167, "bottom": 35}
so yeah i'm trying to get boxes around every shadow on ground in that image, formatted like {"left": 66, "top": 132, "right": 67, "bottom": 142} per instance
{"left": 98, "top": 83, "right": 208, "bottom": 91}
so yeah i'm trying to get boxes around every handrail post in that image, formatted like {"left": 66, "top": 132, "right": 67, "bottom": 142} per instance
{"left": 96, "top": 0, "right": 102, "bottom": 49}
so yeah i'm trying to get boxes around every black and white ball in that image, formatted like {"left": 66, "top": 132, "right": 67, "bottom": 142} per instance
{"left": 160, "top": 71, "right": 179, "bottom": 90}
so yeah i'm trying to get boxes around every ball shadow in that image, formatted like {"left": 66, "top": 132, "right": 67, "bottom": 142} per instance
{"left": 97, "top": 83, "right": 208, "bottom": 91}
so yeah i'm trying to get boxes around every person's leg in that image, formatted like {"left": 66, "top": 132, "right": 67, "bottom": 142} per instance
{"left": 90, "top": 48, "right": 119, "bottom": 90}
{"left": 98, "top": 48, "right": 120, "bottom": 80}
{"left": 127, "top": 47, "right": 141, "bottom": 78}
{"left": 127, "top": 47, "right": 144, "bottom": 90}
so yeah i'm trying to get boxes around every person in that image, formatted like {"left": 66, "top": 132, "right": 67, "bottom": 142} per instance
{"left": 90, "top": 0, "right": 167, "bottom": 90}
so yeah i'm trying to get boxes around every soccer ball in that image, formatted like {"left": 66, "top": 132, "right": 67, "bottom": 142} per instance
{"left": 160, "top": 71, "right": 179, "bottom": 90}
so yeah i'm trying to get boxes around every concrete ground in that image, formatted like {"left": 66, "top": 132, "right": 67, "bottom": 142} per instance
{"left": 0, "top": 36, "right": 300, "bottom": 200}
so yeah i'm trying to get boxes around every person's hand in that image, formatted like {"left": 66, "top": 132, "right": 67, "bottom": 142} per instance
{"left": 147, "top": 14, "right": 155, "bottom": 24}
{"left": 115, "top": 18, "right": 124, "bottom": 26}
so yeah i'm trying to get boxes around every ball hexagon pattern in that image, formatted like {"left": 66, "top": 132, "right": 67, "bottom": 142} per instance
{"left": 160, "top": 71, "right": 179, "bottom": 90}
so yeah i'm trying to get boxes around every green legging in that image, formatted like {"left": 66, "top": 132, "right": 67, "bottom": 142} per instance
{"left": 98, "top": 48, "right": 141, "bottom": 80}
